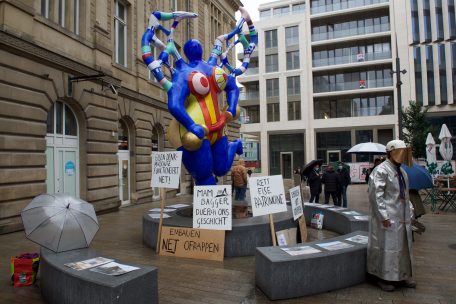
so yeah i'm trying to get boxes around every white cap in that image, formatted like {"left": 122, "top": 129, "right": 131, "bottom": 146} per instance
{"left": 386, "top": 139, "right": 407, "bottom": 152}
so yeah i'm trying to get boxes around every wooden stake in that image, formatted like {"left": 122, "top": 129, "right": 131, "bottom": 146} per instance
{"left": 156, "top": 189, "right": 166, "bottom": 254}
{"left": 269, "top": 214, "right": 277, "bottom": 246}
{"left": 298, "top": 215, "right": 307, "bottom": 242}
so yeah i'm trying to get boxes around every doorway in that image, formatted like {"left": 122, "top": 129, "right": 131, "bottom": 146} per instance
{"left": 45, "top": 102, "right": 79, "bottom": 197}
{"left": 118, "top": 120, "right": 131, "bottom": 206}
{"left": 280, "top": 152, "right": 293, "bottom": 179}
{"left": 327, "top": 150, "right": 341, "bottom": 163}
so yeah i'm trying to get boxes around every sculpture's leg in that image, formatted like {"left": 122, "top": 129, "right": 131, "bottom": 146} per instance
{"left": 212, "top": 136, "right": 243, "bottom": 177}
{"left": 179, "top": 140, "right": 216, "bottom": 185}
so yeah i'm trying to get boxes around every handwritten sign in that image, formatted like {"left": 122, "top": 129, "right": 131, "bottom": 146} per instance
{"left": 249, "top": 175, "right": 287, "bottom": 217}
{"left": 289, "top": 186, "right": 303, "bottom": 221}
{"left": 193, "top": 185, "right": 232, "bottom": 230}
{"left": 151, "top": 151, "right": 182, "bottom": 189}
{"left": 159, "top": 226, "right": 225, "bottom": 261}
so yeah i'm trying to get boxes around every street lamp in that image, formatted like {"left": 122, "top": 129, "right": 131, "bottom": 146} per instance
{"left": 391, "top": 57, "right": 407, "bottom": 140}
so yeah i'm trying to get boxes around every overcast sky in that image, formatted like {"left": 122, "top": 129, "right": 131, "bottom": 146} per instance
{"left": 237, "top": 0, "right": 276, "bottom": 21}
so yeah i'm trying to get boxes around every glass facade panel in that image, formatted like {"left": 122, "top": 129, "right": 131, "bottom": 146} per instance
{"left": 64, "top": 105, "right": 78, "bottom": 136}
{"left": 260, "top": 9, "right": 271, "bottom": 19}
{"left": 449, "top": 0, "right": 456, "bottom": 39}
{"left": 285, "top": 26, "right": 299, "bottom": 47}
{"left": 292, "top": 3, "right": 305, "bottom": 13}
{"left": 287, "top": 101, "right": 301, "bottom": 121}
{"left": 287, "top": 76, "right": 300, "bottom": 95}
{"left": 435, "top": 0, "right": 444, "bottom": 40}
{"left": 310, "top": 0, "right": 388, "bottom": 14}
{"left": 423, "top": 2, "right": 431, "bottom": 42}
{"left": 414, "top": 47, "right": 423, "bottom": 105}
{"left": 47, "top": 104, "right": 54, "bottom": 133}
{"left": 356, "top": 130, "right": 373, "bottom": 162}
{"left": 41, "top": 0, "right": 49, "bottom": 18}
{"left": 243, "top": 105, "right": 260, "bottom": 123}
{"left": 266, "top": 78, "right": 279, "bottom": 98}
{"left": 426, "top": 45, "right": 435, "bottom": 105}
{"left": 269, "top": 134, "right": 304, "bottom": 175}
{"left": 115, "top": 0, "right": 127, "bottom": 66}
{"left": 56, "top": 101, "right": 63, "bottom": 134}
{"left": 286, "top": 51, "right": 300, "bottom": 70}
{"left": 265, "top": 29, "right": 278, "bottom": 48}
{"left": 265, "top": 54, "right": 278, "bottom": 72}
{"left": 267, "top": 103, "right": 280, "bottom": 122}
{"left": 438, "top": 44, "right": 447, "bottom": 105}
{"left": 411, "top": 0, "right": 419, "bottom": 43}
{"left": 316, "top": 131, "right": 352, "bottom": 163}
{"left": 314, "top": 94, "right": 394, "bottom": 118}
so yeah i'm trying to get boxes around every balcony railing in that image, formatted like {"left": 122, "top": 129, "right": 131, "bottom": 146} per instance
{"left": 313, "top": 51, "right": 392, "bottom": 67}
{"left": 311, "top": 0, "right": 388, "bottom": 15}
{"left": 312, "top": 24, "right": 390, "bottom": 42}
{"left": 243, "top": 67, "right": 259, "bottom": 75}
{"left": 313, "top": 79, "right": 393, "bottom": 93}
{"left": 239, "top": 91, "right": 260, "bottom": 100}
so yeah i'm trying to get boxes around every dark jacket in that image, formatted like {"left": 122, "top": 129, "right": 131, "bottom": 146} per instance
{"left": 306, "top": 169, "right": 322, "bottom": 195}
{"left": 337, "top": 168, "right": 351, "bottom": 187}
{"left": 321, "top": 167, "right": 340, "bottom": 193}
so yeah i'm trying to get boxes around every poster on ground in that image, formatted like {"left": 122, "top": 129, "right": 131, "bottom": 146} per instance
{"left": 289, "top": 186, "right": 304, "bottom": 221}
{"left": 151, "top": 151, "right": 182, "bottom": 189}
{"left": 193, "top": 185, "right": 232, "bottom": 230}
{"left": 159, "top": 226, "right": 225, "bottom": 261}
{"left": 249, "top": 175, "right": 287, "bottom": 217}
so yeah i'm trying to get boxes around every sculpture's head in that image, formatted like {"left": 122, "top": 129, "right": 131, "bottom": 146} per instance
{"left": 184, "top": 39, "right": 203, "bottom": 62}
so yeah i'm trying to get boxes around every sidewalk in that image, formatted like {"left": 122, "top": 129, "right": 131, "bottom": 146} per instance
{"left": 0, "top": 184, "right": 455, "bottom": 303}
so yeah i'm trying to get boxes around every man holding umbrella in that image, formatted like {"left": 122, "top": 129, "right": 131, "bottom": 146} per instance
{"left": 367, "top": 140, "right": 416, "bottom": 291}
{"left": 301, "top": 160, "right": 322, "bottom": 203}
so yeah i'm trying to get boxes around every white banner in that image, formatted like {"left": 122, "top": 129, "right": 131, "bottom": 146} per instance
{"left": 193, "top": 185, "right": 232, "bottom": 230}
{"left": 249, "top": 175, "right": 287, "bottom": 217}
{"left": 151, "top": 151, "right": 182, "bottom": 189}
{"left": 289, "top": 186, "right": 303, "bottom": 221}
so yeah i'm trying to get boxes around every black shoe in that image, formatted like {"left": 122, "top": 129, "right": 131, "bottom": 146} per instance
{"left": 377, "top": 280, "right": 395, "bottom": 292}
{"left": 401, "top": 279, "right": 417, "bottom": 288}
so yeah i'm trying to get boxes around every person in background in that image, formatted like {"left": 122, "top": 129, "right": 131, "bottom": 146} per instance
{"left": 367, "top": 140, "right": 415, "bottom": 292}
{"left": 307, "top": 164, "right": 322, "bottom": 203}
{"left": 231, "top": 159, "right": 248, "bottom": 201}
{"left": 321, "top": 165, "right": 340, "bottom": 205}
{"left": 336, "top": 162, "right": 351, "bottom": 207}
{"left": 365, "top": 158, "right": 383, "bottom": 183}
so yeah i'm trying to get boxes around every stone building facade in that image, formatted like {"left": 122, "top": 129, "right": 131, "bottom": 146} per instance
{"left": 0, "top": 0, "right": 242, "bottom": 234}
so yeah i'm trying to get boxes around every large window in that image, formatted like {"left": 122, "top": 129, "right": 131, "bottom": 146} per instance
{"left": 58, "top": 0, "right": 66, "bottom": 27}
{"left": 115, "top": 0, "right": 127, "bottom": 66}
{"left": 410, "top": 0, "right": 419, "bottom": 43}
{"left": 316, "top": 131, "right": 352, "bottom": 163}
{"left": 267, "top": 103, "right": 280, "bottom": 122}
{"left": 269, "top": 134, "right": 304, "bottom": 175}
{"left": 313, "top": 67, "right": 393, "bottom": 93}
{"left": 41, "top": 0, "right": 49, "bottom": 18}
{"left": 74, "top": 0, "right": 80, "bottom": 35}
{"left": 423, "top": 1, "right": 431, "bottom": 42}
{"left": 266, "top": 78, "right": 279, "bottom": 98}
{"left": 414, "top": 47, "right": 423, "bottom": 105}
{"left": 288, "top": 101, "right": 301, "bottom": 121}
{"left": 243, "top": 105, "right": 260, "bottom": 124}
{"left": 265, "top": 29, "right": 278, "bottom": 48}
{"left": 435, "top": 0, "right": 444, "bottom": 41}
{"left": 311, "top": 0, "right": 388, "bottom": 14}
{"left": 286, "top": 51, "right": 300, "bottom": 70}
{"left": 265, "top": 54, "right": 279, "bottom": 72}
{"left": 273, "top": 6, "right": 290, "bottom": 17}
{"left": 311, "top": 15, "right": 390, "bottom": 41}
{"left": 438, "top": 44, "right": 447, "bottom": 105}
{"left": 426, "top": 45, "right": 435, "bottom": 105}
{"left": 287, "top": 76, "right": 300, "bottom": 96}
{"left": 449, "top": 0, "right": 456, "bottom": 39}
{"left": 313, "top": 41, "right": 391, "bottom": 67}
{"left": 292, "top": 3, "right": 305, "bottom": 14}
{"left": 259, "top": 9, "right": 271, "bottom": 19}
{"left": 314, "top": 94, "right": 394, "bottom": 119}
{"left": 285, "top": 26, "right": 299, "bottom": 47}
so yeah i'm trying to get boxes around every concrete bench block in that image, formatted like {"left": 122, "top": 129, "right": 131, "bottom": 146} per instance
{"left": 256, "top": 231, "right": 368, "bottom": 300}
{"left": 40, "top": 247, "right": 158, "bottom": 304}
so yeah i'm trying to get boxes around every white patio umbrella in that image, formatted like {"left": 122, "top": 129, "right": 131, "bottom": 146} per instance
{"left": 425, "top": 132, "right": 437, "bottom": 164}
{"left": 347, "top": 142, "right": 386, "bottom": 155}
{"left": 21, "top": 193, "right": 99, "bottom": 253}
{"left": 438, "top": 124, "right": 453, "bottom": 161}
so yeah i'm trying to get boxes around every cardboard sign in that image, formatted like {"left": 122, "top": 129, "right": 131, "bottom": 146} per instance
{"left": 193, "top": 185, "right": 232, "bottom": 231}
{"left": 249, "top": 175, "right": 287, "bottom": 217}
{"left": 151, "top": 151, "right": 182, "bottom": 189}
{"left": 159, "top": 226, "right": 225, "bottom": 261}
{"left": 276, "top": 228, "right": 297, "bottom": 246}
{"left": 289, "top": 186, "right": 303, "bottom": 221}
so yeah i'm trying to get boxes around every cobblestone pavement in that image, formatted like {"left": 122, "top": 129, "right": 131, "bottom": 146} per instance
{"left": 0, "top": 184, "right": 455, "bottom": 303}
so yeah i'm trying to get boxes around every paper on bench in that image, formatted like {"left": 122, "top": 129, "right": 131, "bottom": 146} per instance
{"left": 316, "top": 241, "right": 354, "bottom": 251}
{"left": 345, "top": 235, "right": 368, "bottom": 244}
{"left": 89, "top": 262, "right": 140, "bottom": 276}
{"left": 65, "top": 257, "right": 113, "bottom": 271}
{"left": 281, "top": 246, "right": 321, "bottom": 256}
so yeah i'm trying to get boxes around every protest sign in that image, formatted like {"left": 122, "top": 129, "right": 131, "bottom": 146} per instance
{"left": 159, "top": 226, "right": 225, "bottom": 261}
{"left": 151, "top": 151, "right": 182, "bottom": 189}
{"left": 193, "top": 185, "right": 232, "bottom": 230}
{"left": 249, "top": 175, "right": 287, "bottom": 217}
{"left": 289, "top": 186, "right": 303, "bottom": 221}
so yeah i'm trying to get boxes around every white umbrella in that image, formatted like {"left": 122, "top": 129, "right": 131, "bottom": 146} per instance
{"left": 21, "top": 193, "right": 99, "bottom": 253}
{"left": 425, "top": 133, "right": 437, "bottom": 164}
{"left": 347, "top": 142, "right": 386, "bottom": 155}
{"left": 438, "top": 124, "right": 453, "bottom": 161}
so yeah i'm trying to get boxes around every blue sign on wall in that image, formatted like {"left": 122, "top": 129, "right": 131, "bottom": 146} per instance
{"left": 65, "top": 161, "right": 75, "bottom": 176}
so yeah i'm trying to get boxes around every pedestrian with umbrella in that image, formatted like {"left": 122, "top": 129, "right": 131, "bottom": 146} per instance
{"left": 301, "top": 159, "right": 323, "bottom": 203}
{"left": 336, "top": 162, "right": 351, "bottom": 207}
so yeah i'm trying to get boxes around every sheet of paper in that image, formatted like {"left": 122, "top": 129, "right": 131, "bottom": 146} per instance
{"left": 89, "top": 262, "right": 140, "bottom": 276}
{"left": 353, "top": 215, "right": 369, "bottom": 221}
{"left": 281, "top": 246, "right": 321, "bottom": 256}
{"left": 342, "top": 211, "right": 361, "bottom": 215}
{"left": 149, "top": 208, "right": 176, "bottom": 213}
{"left": 328, "top": 206, "right": 347, "bottom": 211}
{"left": 316, "top": 241, "right": 354, "bottom": 251}
{"left": 345, "top": 235, "right": 369, "bottom": 244}
{"left": 167, "top": 203, "right": 190, "bottom": 209}
{"left": 148, "top": 213, "right": 171, "bottom": 219}
{"left": 64, "top": 257, "right": 113, "bottom": 271}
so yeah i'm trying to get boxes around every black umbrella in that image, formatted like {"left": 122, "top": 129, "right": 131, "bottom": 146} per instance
{"left": 301, "top": 159, "right": 323, "bottom": 177}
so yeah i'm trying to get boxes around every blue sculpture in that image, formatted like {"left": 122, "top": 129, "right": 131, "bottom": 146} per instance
{"left": 141, "top": 8, "right": 257, "bottom": 185}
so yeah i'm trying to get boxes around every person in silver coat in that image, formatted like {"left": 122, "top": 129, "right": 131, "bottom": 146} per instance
{"left": 367, "top": 139, "right": 416, "bottom": 292}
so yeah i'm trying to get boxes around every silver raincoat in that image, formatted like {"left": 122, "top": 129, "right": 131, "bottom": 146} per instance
{"left": 367, "top": 159, "right": 414, "bottom": 281}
